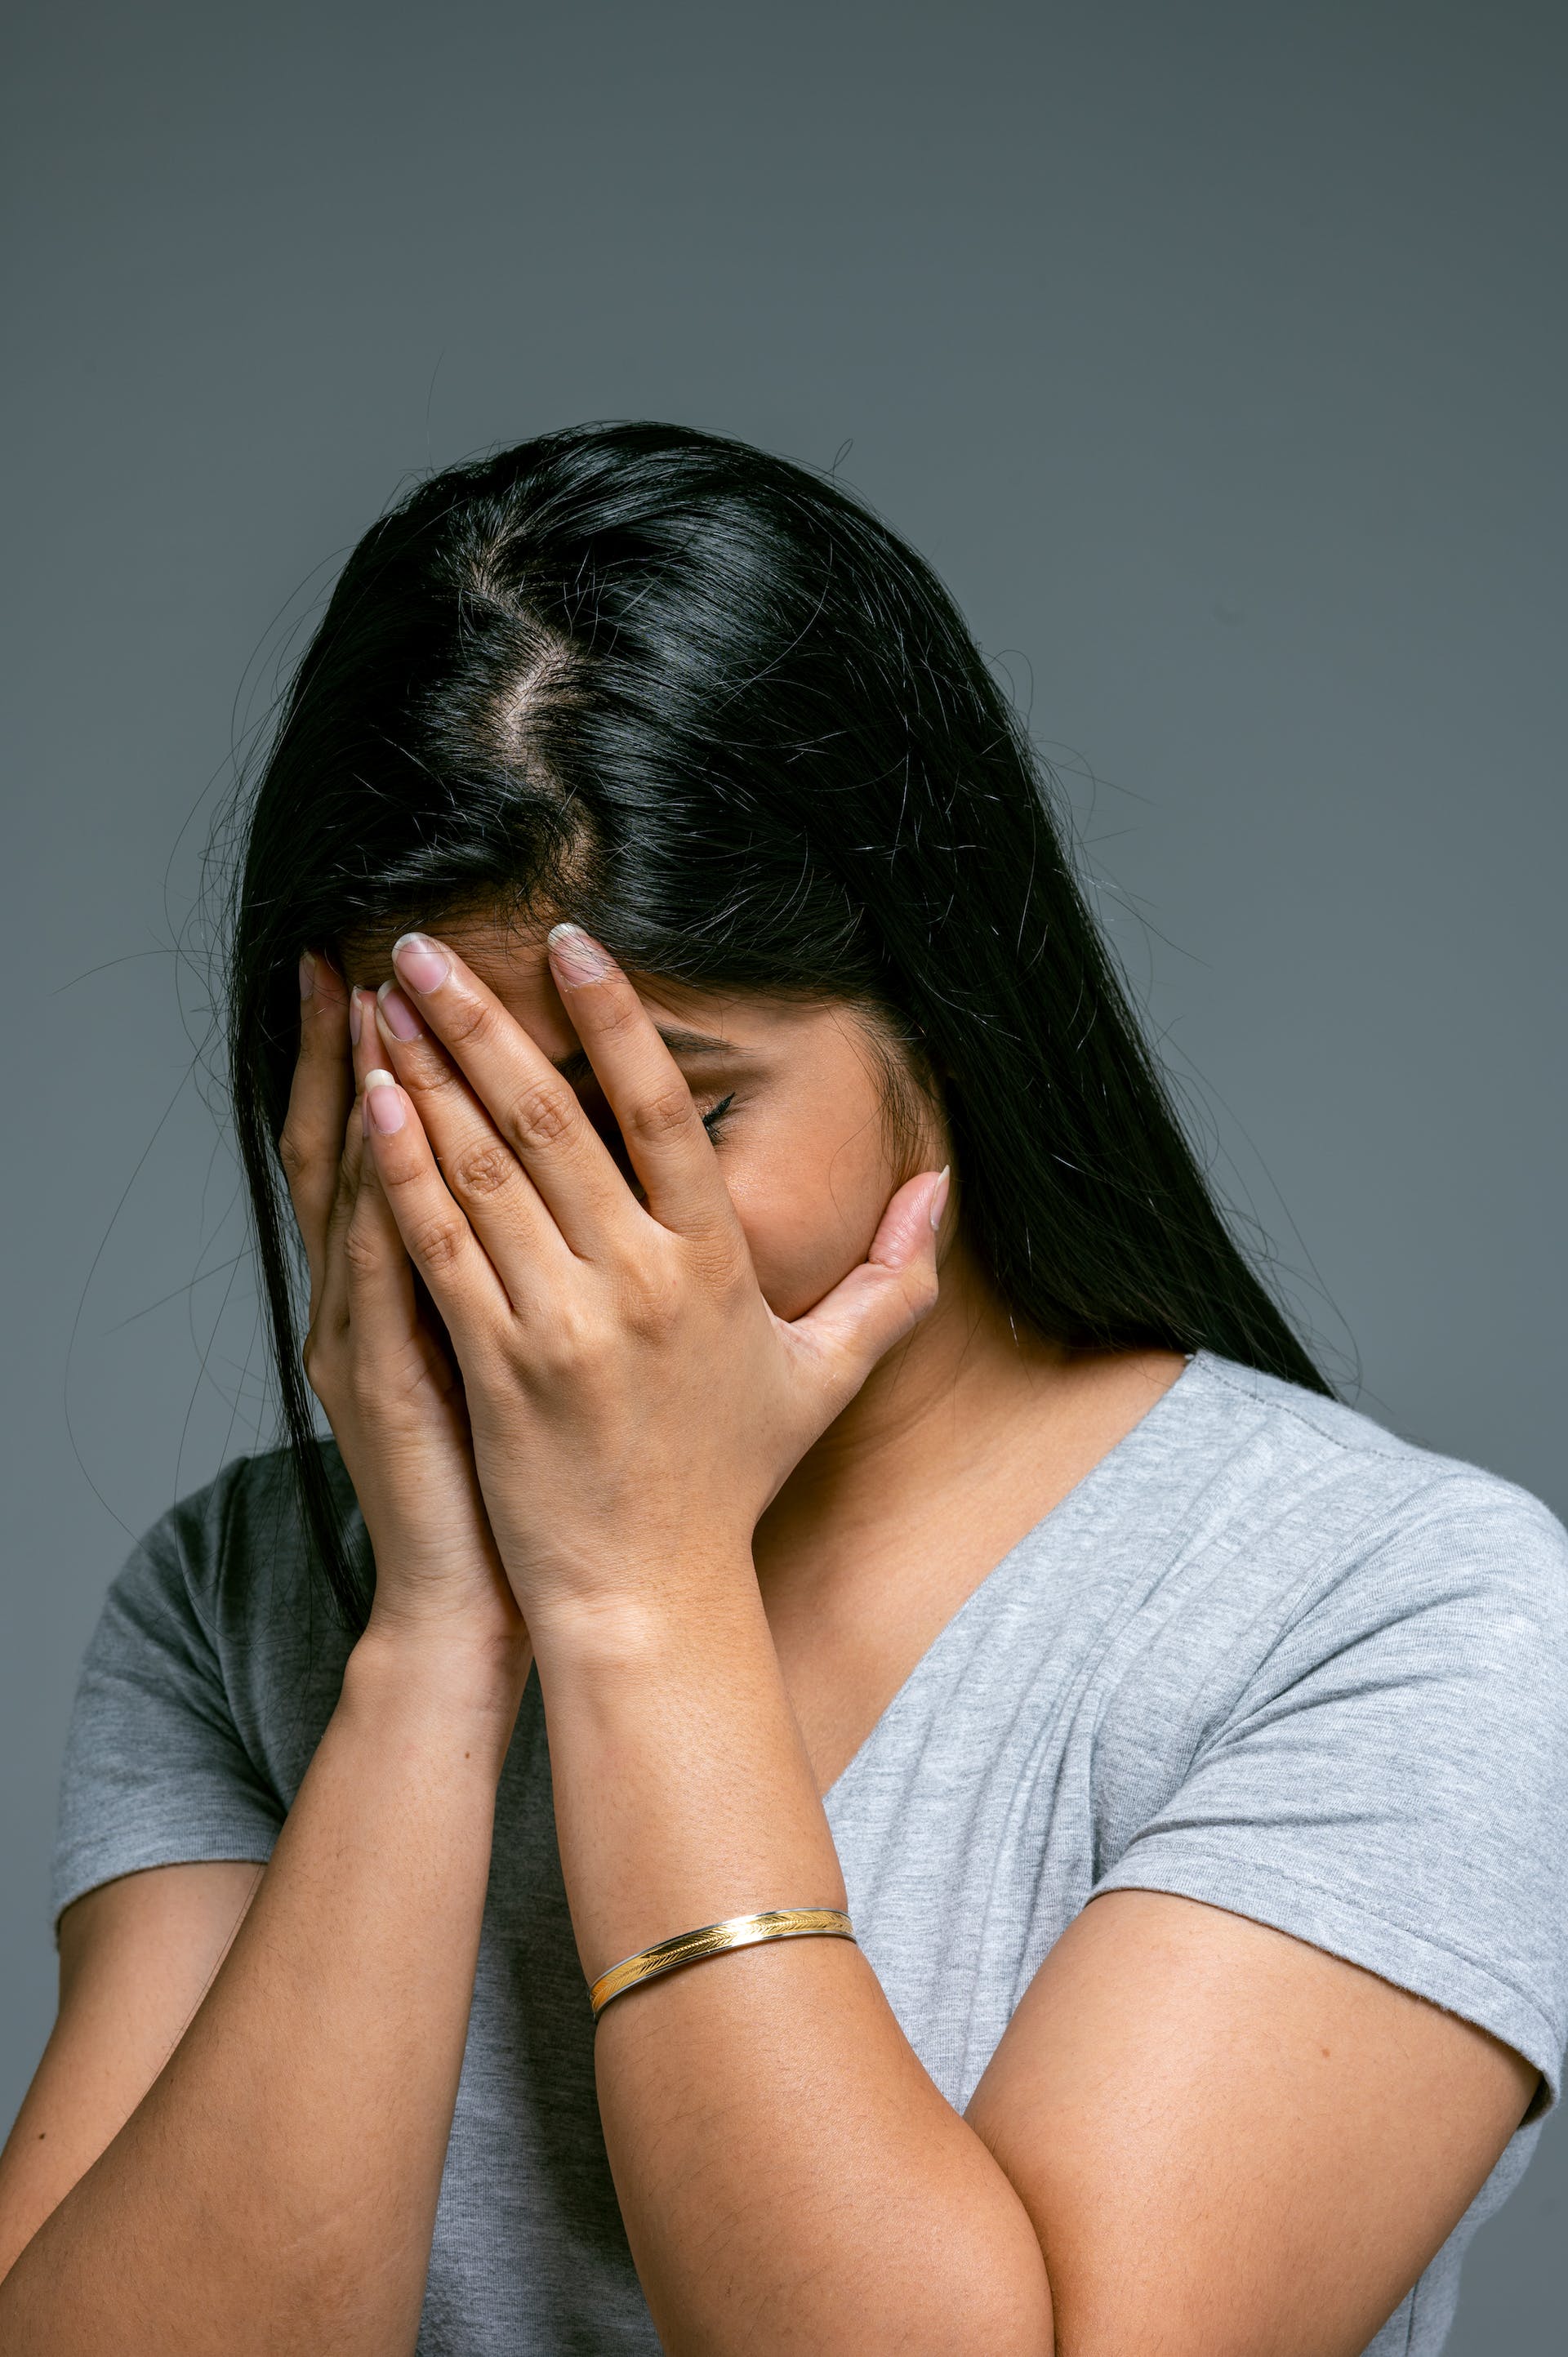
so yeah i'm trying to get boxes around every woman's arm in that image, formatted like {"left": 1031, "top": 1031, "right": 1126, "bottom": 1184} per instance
{"left": 540, "top": 1584, "right": 1536, "bottom": 2356}
{"left": 365, "top": 926, "right": 1540, "bottom": 2357}
{"left": 538, "top": 1586, "right": 1055, "bottom": 2354}
{"left": 969, "top": 1888, "right": 1537, "bottom": 2356}
{"left": 0, "top": 954, "right": 530, "bottom": 2350}
{"left": 0, "top": 1862, "right": 265, "bottom": 2275}
{"left": 0, "top": 1633, "right": 519, "bottom": 2354}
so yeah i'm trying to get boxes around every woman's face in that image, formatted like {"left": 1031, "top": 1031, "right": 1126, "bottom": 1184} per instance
{"left": 341, "top": 917, "right": 949, "bottom": 1324}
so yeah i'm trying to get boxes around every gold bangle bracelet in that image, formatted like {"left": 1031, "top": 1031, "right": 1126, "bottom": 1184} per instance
{"left": 589, "top": 1907, "right": 856, "bottom": 2021}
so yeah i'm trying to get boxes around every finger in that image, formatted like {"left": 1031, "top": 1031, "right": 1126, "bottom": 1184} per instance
{"left": 786, "top": 1166, "right": 949, "bottom": 1404}
{"left": 341, "top": 1063, "right": 478, "bottom": 1450}
{"left": 543, "top": 924, "right": 737, "bottom": 1239}
{"left": 385, "top": 939, "right": 646, "bottom": 1259}
{"left": 278, "top": 951, "right": 353, "bottom": 1310}
{"left": 341, "top": 1099, "right": 430, "bottom": 1370}
{"left": 360, "top": 1067, "right": 510, "bottom": 1336}
{"left": 314, "top": 986, "right": 385, "bottom": 1341}
{"left": 372, "top": 979, "right": 582, "bottom": 1308}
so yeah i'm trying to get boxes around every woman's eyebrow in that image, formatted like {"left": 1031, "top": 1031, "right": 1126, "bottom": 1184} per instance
{"left": 550, "top": 1027, "right": 739, "bottom": 1084}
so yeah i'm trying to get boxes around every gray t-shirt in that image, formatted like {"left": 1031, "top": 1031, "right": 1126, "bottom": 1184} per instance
{"left": 51, "top": 1352, "right": 1568, "bottom": 2355}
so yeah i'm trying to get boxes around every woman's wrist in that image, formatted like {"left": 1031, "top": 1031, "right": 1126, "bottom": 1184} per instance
{"left": 519, "top": 1547, "right": 761, "bottom": 1678}
{"left": 345, "top": 1612, "right": 532, "bottom": 1767}
{"left": 524, "top": 1554, "right": 847, "bottom": 1980}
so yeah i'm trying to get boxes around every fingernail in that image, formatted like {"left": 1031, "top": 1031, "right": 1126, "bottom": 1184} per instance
{"left": 393, "top": 933, "right": 452, "bottom": 995}
{"left": 364, "top": 1069, "right": 406, "bottom": 1133}
{"left": 376, "top": 981, "right": 423, "bottom": 1042}
{"left": 929, "top": 1165, "right": 951, "bottom": 1232}
{"left": 349, "top": 987, "right": 365, "bottom": 1046}
{"left": 298, "top": 951, "right": 317, "bottom": 1001}
{"left": 547, "top": 921, "right": 614, "bottom": 988}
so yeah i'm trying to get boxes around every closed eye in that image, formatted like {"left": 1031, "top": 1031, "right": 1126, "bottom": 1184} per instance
{"left": 586, "top": 1089, "right": 737, "bottom": 1182}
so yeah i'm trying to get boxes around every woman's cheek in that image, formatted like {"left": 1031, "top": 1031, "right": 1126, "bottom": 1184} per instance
{"left": 724, "top": 1151, "right": 889, "bottom": 1323}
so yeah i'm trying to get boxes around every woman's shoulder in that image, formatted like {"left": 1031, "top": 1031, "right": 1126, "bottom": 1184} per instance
{"left": 1191, "top": 1347, "right": 1564, "bottom": 1528}
{"left": 120, "top": 1437, "right": 358, "bottom": 1642}
{"left": 1087, "top": 1362, "right": 1568, "bottom": 2119}
{"left": 53, "top": 1442, "right": 356, "bottom": 1927}
{"left": 1184, "top": 1349, "right": 1568, "bottom": 1637}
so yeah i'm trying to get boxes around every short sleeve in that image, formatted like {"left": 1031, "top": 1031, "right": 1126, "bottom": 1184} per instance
{"left": 1091, "top": 1469, "right": 1568, "bottom": 2114}
{"left": 50, "top": 1471, "right": 287, "bottom": 1930}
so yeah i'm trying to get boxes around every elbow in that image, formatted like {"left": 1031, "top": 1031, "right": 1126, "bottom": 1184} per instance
{"left": 881, "top": 2213, "right": 1054, "bottom": 2357}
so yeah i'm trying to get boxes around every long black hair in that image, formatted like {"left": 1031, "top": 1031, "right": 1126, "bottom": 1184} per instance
{"left": 227, "top": 420, "right": 1330, "bottom": 1626}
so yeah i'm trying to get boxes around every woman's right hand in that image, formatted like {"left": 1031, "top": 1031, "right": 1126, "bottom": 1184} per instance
{"left": 0, "top": 949, "right": 528, "bottom": 2357}
{"left": 280, "top": 952, "right": 528, "bottom": 1676}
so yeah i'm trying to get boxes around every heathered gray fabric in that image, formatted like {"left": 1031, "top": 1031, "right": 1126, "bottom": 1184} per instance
{"left": 51, "top": 1352, "right": 1568, "bottom": 2355}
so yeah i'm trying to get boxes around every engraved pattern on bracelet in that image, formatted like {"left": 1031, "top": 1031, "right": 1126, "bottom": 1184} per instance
{"left": 589, "top": 1908, "right": 856, "bottom": 2020}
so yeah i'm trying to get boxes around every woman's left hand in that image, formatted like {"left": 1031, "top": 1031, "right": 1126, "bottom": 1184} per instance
{"left": 360, "top": 925, "right": 947, "bottom": 1639}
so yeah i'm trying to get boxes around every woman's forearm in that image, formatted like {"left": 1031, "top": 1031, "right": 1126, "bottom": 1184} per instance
{"left": 0, "top": 1625, "right": 523, "bottom": 2357}
{"left": 534, "top": 1570, "right": 1054, "bottom": 2357}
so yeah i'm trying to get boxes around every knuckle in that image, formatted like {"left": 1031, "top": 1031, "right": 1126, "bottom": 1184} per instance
{"left": 444, "top": 993, "right": 497, "bottom": 1050}
{"left": 278, "top": 1124, "right": 311, "bottom": 1185}
{"left": 595, "top": 977, "right": 642, "bottom": 1035}
{"left": 449, "top": 1141, "right": 517, "bottom": 1201}
{"left": 376, "top": 1151, "right": 422, "bottom": 1197}
{"left": 619, "top": 1257, "right": 684, "bottom": 1338}
{"left": 534, "top": 1302, "right": 606, "bottom": 1377}
{"left": 301, "top": 1325, "right": 337, "bottom": 1400}
{"left": 404, "top": 1045, "right": 464, "bottom": 1097}
{"left": 626, "top": 1086, "right": 697, "bottom": 1147}
{"left": 341, "top": 1220, "right": 381, "bottom": 1279}
{"left": 408, "top": 1212, "right": 466, "bottom": 1276}
{"left": 505, "top": 1080, "right": 575, "bottom": 1153}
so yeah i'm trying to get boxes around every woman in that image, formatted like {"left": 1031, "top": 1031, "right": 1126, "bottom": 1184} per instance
{"left": 1, "top": 421, "right": 1562, "bottom": 2355}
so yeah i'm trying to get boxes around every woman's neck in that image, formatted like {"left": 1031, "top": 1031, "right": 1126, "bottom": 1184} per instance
{"left": 751, "top": 1241, "right": 1186, "bottom": 1792}
{"left": 753, "top": 1238, "right": 1186, "bottom": 1617}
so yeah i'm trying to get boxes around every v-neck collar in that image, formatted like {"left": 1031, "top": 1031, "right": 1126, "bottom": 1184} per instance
{"left": 820, "top": 1350, "right": 1210, "bottom": 1810}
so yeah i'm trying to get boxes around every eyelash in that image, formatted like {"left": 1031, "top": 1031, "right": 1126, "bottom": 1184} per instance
{"left": 701, "top": 1092, "right": 737, "bottom": 1141}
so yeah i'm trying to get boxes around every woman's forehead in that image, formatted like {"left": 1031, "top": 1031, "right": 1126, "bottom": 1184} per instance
{"left": 336, "top": 915, "right": 818, "bottom": 1063}
{"left": 341, "top": 914, "right": 553, "bottom": 1000}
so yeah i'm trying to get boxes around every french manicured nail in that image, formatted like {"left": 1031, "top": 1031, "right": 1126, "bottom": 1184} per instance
{"left": 393, "top": 933, "right": 452, "bottom": 995}
{"left": 929, "top": 1165, "right": 951, "bottom": 1232}
{"left": 298, "top": 950, "right": 317, "bottom": 1001}
{"left": 349, "top": 987, "right": 366, "bottom": 1046}
{"left": 376, "top": 982, "right": 423, "bottom": 1042}
{"left": 547, "top": 922, "right": 614, "bottom": 987}
{"left": 364, "top": 1070, "right": 406, "bottom": 1133}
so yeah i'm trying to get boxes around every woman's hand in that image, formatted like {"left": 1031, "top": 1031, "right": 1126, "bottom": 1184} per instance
{"left": 359, "top": 925, "right": 947, "bottom": 1641}
{"left": 280, "top": 952, "right": 527, "bottom": 1673}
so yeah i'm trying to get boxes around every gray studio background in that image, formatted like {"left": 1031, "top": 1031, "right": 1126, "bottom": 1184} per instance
{"left": 3, "top": 2, "right": 1563, "bottom": 2343}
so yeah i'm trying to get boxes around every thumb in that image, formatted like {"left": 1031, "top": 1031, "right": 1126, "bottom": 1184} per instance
{"left": 786, "top": 1165, "right": 951, "bottom": 1401}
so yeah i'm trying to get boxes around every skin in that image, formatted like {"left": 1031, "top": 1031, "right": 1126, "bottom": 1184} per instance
{"left": 0, "top": 914, "right": 1539, "bottom": 2355}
